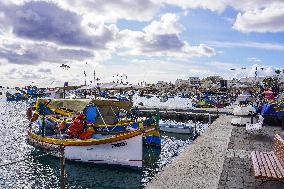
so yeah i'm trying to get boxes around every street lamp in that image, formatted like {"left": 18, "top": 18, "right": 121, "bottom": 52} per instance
{"left": 60, "top": 64, "right": 70, "bottom": 99}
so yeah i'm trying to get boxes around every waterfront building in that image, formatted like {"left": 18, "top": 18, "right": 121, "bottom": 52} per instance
{"left": 188, "top": 77, "right": 201, "bottom": 87}
{"left": 175, "top": 79, "right": 190, "bottom": 87}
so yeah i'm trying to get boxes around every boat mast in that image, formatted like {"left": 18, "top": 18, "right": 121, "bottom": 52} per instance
{"left": 84, "top": 62, "right": 87, "bottom": 86}
{"left": 93, "top": 69, "right": 96, "bottom": 85}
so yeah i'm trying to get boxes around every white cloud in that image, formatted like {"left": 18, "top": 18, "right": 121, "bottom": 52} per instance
{"left": 95, "top": 60, "right": 220, "bottom": 83}
{"left": 0, "top": 61, "right": 98, "bottom": 87}
{"left": 159, "top": 0, "right": 226, "bottom": 12}
{"left": 3, "top": 0, "right": 284, "bottom": 35}
{"left": 118, "top": 13, "right": 215, "bottom": 58}
{"left": 1, "top": 0, "right": 283, "bottom": 87}
{"left": 0, "top": 35, "right": 94, "bottom": 65}
{"left": 143, "top": 13, "right": 184, "bottom": 35}
{"left": 233, "top": 64, "right": 283, "bottom": 79}
{"left": 159, "top": 0, "right": 284, "bottom": 33}
{"left": 233, "top": 3, "right": 284, "bottom": 33}
{"left": 208, "top": 41, "right": 284, "bottom": 51}
{"left": 228, "top": 0, "right": 283, "bottom": 12}
{"left": 247, "top": 57, "right": 262, "bottom": 63}
{"left": 55, "top": 0, "right": 159, "bottom": 23}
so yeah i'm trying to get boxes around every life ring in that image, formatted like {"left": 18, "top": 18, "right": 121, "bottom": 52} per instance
{"left": 26, "top": 107, "right": 38, "bottom": 122}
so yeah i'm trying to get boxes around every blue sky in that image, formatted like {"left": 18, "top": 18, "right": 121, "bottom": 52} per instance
{"left": 0, "top": 0, "right": 283, "bottom": 87}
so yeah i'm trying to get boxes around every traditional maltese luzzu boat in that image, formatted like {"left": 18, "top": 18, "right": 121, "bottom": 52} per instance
{"left": 26, "top": 99, "right": 160, "bottom": 168}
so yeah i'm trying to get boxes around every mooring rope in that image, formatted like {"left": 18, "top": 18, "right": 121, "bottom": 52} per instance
{"left": 96, "top": 107, "right": 106, "bottom": 126}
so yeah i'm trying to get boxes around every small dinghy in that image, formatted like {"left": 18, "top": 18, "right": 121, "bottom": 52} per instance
{"left": 159, "top": 120, "right": 194, "bottom": 134}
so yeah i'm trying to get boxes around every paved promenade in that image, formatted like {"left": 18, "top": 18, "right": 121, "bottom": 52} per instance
{"left": 146, "top": 115, "right": 284, "bottom": 189}
{"left": 146, "top": 115, "right": 234, "bottom": 189}
{"left": 218, "top": 124, "right": 283, "bottom": 189}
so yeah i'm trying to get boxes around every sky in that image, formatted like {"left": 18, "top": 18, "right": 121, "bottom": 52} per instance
{"left": 0, "top": 0, "right": 284, "bottom": 87}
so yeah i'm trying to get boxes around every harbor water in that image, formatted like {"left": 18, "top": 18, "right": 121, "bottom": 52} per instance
{"left": 0, "top": 101, "right": 207, "bottom": 189}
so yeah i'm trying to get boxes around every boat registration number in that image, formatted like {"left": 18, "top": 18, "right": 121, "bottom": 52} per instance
{"left": 112, "top": 141, "right": 127, "bottom": 148}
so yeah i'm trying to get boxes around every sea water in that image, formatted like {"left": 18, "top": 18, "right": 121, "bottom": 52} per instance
{"left": 0, "top": 101, "right": 206, "bottom": 189}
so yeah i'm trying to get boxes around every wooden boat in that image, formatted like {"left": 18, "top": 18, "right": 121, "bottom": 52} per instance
{"left": 27, "top": 129, "right": 143, "bottom": 168}
{"left": 261, "top": 93, "right": 284, "bottom": 126}
{"left": 30, "top": 98, "right": 161, "bottom": 146}
{"left": 26, "top": 98, "right": 160, "bottom": 167}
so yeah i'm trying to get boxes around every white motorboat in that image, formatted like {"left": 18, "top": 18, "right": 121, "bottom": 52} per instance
{"left": 159, "top": 120, "right": 194, "bottom": 134}
{"left": 233, "top": 105, "right": 256, "bottom": 116}
{"left": 231, "top": 91, "right": 258, "bottom": 126}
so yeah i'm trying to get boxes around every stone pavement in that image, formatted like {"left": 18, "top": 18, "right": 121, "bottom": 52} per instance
{"left": 146, "top": 115, "right": 234, "bottom": 189}
{"left": 218, "top": 124, "right": 284, "bottom": 189}
{"left": 146, "top": 114, "right": 284, "bottom": 189}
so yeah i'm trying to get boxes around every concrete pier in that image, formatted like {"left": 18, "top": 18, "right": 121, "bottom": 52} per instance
{"left": 139, "top": 107, "right": 232, "bottom": 115}
{"left": 139, "top": 107, "right": 232, "bottom": 122}
{"left": 146, "top": 115, "right": 284, "bottom": 189}
{"left": 146, "top": 115, "right": 234, "bottom": 189}
{"left": 139, "top": 109, "right": 219, "bottom": 123}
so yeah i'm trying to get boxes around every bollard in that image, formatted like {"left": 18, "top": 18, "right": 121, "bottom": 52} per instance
{"left": 208, "top": 113, "right": 211, "bottom": 124}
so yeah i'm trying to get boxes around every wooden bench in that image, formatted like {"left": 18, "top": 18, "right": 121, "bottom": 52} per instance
{"left": 251, "top": 134, "right": 284, "bottom": 186}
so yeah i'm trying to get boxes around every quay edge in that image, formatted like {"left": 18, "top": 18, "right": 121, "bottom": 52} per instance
{"left": 146, "top": 115, "right": 234, "bottom": 189}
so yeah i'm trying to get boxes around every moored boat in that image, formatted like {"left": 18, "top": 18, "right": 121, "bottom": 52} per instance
{"left": 159, "top": 120, "right": 194, "bottom": 134}
{"left": 261, "top": 92, "right": 284, "bottom": 125}
{"left": 231, "top": 91, "right": 258, "bottom": 126}
{"left": 27, "top": 129, "right": 143, "bottom": 167}
{"left": 26, "top": 98, "right": 160, "bottom": 167}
